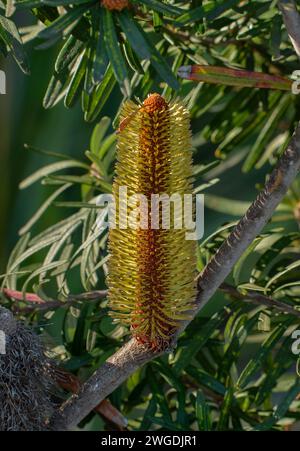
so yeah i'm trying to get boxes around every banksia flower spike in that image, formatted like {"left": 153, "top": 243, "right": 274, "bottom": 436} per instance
{"left": 107, "top": 94, "right": 197, "bottom": 351}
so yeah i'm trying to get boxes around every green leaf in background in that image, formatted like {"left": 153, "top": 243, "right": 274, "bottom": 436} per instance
{"left": 55, "top": 35, "right": 85, "bottom": 73}
{"left": 217, "top": 387, "right": 234, "bottom": 431}
{"left": 19, "top": 160, "right": 88, "bottom": 189}
{"left": 195, "top": 390, "right": 212, "bottom": 431}
{"left": 242, "top": 94, "right": 291, "bottom": 172}
{"left": 0, "top": 15, "right": 30, "bottom": 73}
{"left": 37, "top": 5, "right": 88, "bottom": 39}
{"left": 132, "top": 0, "right": 182, "bottom": 17}
{"left": 237, "top": 319, "right": 294, "bottom": 390}
{"left": 93, "top": 8, "right": 108, "bottom": 83}
{"left": 117, "top": 10, "right": 151, "bottom": 60}
{"left": 85, "top": 64, "right": 116, "bottom": 122}
{"left": 43, "top": 65, "right": 72, "bottom": 109}
{"left": 172, "top": 311, "right": 224, "bottom": 374}
{"left": 102, "top": 8, "right": 131, "bottom": 97}
{"left": 176, "top": 0, "right": 242, "bottom": 25}
{"left": 65, "top": 49, "right": 87, "bottom": 108}
{"left": 90, "top": 117, "right": 111, "bottom": 155}
{"left": 19, "top": 183, "right": 72, "bottom": 236}
{"left": 253, "top": 379, "right": 300, "bottom": 431}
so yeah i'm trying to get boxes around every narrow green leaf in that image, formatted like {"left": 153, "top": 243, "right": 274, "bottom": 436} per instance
{"left": 65, "top": 49, "right": 87, "bottom": 108}
{"left": 40, "top": 221, "right": 81, "bottom": 283}
{"left": 22, "top": 260, "right": 67, "bottom": 294}
{"left": 15, "top": 0, "right": 42, "bottom": 9}
{"left": 93, "top": 9, "right": 108, "bottom": 83}
{"left": 9, "top": 235, "right": 62, "bottom": 272}
{"left": 141, "top": 32, "right": 180, "bottom": 90}
{"left": 29, "top": 210, "right": 86, "bottom": 246}
{"left": 270, "top": 14, "right": 282, "bottom": 60}
{"left": 132, "top": 0, "right": 182, "bottom": 17}
{"left": 85, "top": 64, "right": 116, "bottom": 122}
{"left": 243, "top": 94, "right": 290, "bottom": 172}
{"left": 43, "top": 69, "right": 70, "bottom": 109}
{"left": 173, "top": 311, "right": 224, "bottom": 374}
{"left": 20, "top": 160, "right": 88, "bottom": 189}
{"left": 90, "top": 117, "right": 111, "bottom": 155}
{"left": 217, "top": 387, "right": 234, "bottom": 431}
{"left": 19, "top": 184, "right": 72, "bottom": 236}
{"left": 117, "top": 10, "right": 151, "bottom": 60}
{"left": 147, "top": 366, "right": 172, "bottom": 423}
{"left": 0, "top": 16, "right": 30, "bottom": 73}
{"left": 98, "top": 133, "right": 116, "bottom": 160}
{"left": 186, "top": 367, "right": 226, "bottom": 396}
{"left": 221, "top": 312, "right": 261, "bottom": 380}
{"left": 122, "top": 41, "right": 144, "bottom": 74}
{"left": 151, "top": 361, "right": 188, "bottom": 427}
{"left": 204, "top": 194, "right": 250, "bottom": 216}
{"left": 37, "top": 5, "right": 87, "bottom": 39}
{"left": 196, "top": 390, "right": 212, "bottom": 431}
{"left": 23, "top": 143, "right": 68, "bottom": 160}
{"left": 102, "top": 8, "right": 130, "bottom": 96}
{"left": 5, "top": 0, "right": 15, "bottom": 17}
{"left": 139, "top": 398, "right": 157, "bottom": 431}
{"left": 265, "top": 259, "right": 300, "bottom": 291}
{"left": 253, "top": 379, "right": 300, "bottom": 430}
{"left": 4, "top": 233, "right": 30, "bottom": 289}
{"left": 55, "top": 34, "right": 84, "bottom": 73}
{"left": 237, "top": 320, "right": 293, "bottom": 390}
{"left": 54, "top": 201, "right": 101, "bottom": 209}
{"left": 177, "top": 0, "right": 241, "bottom": 25}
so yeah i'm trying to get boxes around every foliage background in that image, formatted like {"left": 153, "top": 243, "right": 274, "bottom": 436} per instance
{"left": 1, "top": 0, "right": 300, "bottom": 431}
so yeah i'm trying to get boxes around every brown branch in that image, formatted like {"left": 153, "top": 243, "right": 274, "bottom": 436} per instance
{"left": 50, "top": 122, "right": 300, "bottom": 430}
{"left": 6, "top": 280, "right": 299, "bottom": 318}
{"left": 52, "top": 367, "right": 127, "bottom": 430}
{"left": 51, "top": 339, "right": 160, "bottom": 430}
{"left": 220, "top": 283, "right": 300, "bottom": 319}
{"left": 279, "top": 0, "right": 300, "bottom": 58}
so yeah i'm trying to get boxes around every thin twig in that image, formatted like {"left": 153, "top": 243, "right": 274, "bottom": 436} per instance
{"left": 279, "top": 0, "right": 300, "bottom": 58}
{"left": 51, "top": 122, "right": 300, "bottom": 430}
{"left": 220, "top": 283, "right": 300, "bottom": 319}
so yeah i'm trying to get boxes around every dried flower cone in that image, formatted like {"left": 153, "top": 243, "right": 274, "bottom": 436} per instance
{"left": 0, "top": 307, "right": 56, "bottom": 431}
{"left": 107, "top": 94, "right": 197, "bottom": 350}
{"left": 101, "top": 0, "right": 129, "bottom": 11}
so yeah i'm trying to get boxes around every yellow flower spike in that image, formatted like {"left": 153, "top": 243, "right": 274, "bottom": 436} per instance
{"left": 107, "top": 93, "right": 197, "bottom": 351}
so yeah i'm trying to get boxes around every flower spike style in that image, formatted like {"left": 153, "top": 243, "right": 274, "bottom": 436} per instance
{"left": 107, "top": 94, "right": 197, "bottom": 351}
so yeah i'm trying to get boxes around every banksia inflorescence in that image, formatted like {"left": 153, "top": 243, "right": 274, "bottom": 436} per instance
{"left": 101, "top": 0, "right": 129, "bottom": 11}
{"left": 107, "top": 94, "right": 197, "bottom": 350}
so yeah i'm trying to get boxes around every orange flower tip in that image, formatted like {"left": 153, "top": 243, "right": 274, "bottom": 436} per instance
{"left": 101, "top": 0, "right": 129, "bottom": 11}
{"left": 178, "top": 65, "right": 192, "bottom": 80}
{"left": 142, "top": 93, "right": 168, "bottom": 113}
